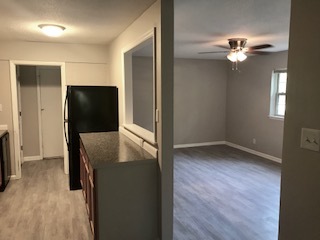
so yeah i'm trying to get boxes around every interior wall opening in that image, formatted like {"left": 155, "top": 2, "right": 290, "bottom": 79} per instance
{"left": 10, "top": 61, "right": 67, "bottom": 179}
{"left": 173, "top": 0, "right": 291, "bottom": 239}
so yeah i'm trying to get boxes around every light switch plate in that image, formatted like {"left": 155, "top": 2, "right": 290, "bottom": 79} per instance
{"left": 300, "top": 128, "right": 320, "bottom": 152}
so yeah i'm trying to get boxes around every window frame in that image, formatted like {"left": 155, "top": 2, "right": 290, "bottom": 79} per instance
{"left": 122, "top": 28, "right": 157, "bottom": 144}
{"left": 269, "top": 69, "right": 287, "bottom": 119}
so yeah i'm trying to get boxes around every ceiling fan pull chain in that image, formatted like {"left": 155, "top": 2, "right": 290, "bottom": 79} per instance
{"left": 233, "top": 60, "right": 238, "bottom": 71}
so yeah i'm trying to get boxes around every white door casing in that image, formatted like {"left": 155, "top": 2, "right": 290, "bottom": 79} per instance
{"left": 10, "top": 60, "right": 68, "bottom": 179}
{"left": 16, "top": 67, "right": 24, "bottom": 165}
{"left": 38, "top": 67, "right": 64, "bottom": 159}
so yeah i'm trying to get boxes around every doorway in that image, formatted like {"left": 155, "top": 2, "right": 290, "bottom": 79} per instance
{"left": 18, "top": 65, "right": 64, "bottom": 163}
{"left": 10, "top": 61, "right": 67, "bottom": 179}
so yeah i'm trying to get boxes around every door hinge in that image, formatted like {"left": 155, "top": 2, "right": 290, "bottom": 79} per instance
{"left": 20, "top": 146, "right": 23, "bottom": 151}
{"left": 19, "top": 111, "right": 22, "bottom": 116}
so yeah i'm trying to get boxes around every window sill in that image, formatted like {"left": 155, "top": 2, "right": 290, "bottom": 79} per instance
{"left": 268, "top": 115, "right": 284, "bottom": 121}
{"left": 123, "top": 123, "right": 156, "bottom": 145}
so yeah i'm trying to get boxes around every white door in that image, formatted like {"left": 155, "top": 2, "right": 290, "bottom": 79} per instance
{"left": 38, "top": 67, "right": 63, "bottom": 158}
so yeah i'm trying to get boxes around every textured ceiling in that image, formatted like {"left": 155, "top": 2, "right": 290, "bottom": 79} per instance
{"left": 0, "top": 0, "right": 156, "bottom": 45}
{"left": 174, "top": 0, "right": 291, "bottom": 59}
{"left": 0, "top": 0, "right": 291, "bottom": 60}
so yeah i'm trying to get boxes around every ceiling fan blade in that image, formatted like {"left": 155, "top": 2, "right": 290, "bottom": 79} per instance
{"left": 247, "top": 44, "right": 273, "bottom": 50}
{"left": 215, "top": 45, "right": 230, "bottom": 49}
{"left": 198, "top": 50, "right": 229, "bottom": 54}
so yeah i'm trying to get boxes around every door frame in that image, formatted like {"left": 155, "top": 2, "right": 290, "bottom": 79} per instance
{"left": 10, "top": 60, "right": 68, "bottom": 179}
{"left": 16, "top": 66, "right": 24, "bottom": 164}
{"left": 36, "top": 67, "right": 44, "bottom": 160}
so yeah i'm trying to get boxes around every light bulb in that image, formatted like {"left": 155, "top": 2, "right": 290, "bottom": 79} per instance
{"left": 39, "top": 24, "right": 65, "bottom": 37}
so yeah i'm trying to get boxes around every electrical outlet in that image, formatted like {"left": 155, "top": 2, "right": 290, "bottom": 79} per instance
{"left": 253, "top": 138, "right": 256, "bottom": 145}
{"left": 300, "top": 128, "right": 320, "bottom": 152}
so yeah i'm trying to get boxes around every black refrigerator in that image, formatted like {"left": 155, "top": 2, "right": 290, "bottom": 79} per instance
{"left": 64, "top": 86, "right": 118, "bottom": 190}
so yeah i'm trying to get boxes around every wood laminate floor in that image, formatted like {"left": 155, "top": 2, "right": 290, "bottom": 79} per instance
{"left": 0, "top": 159, "right": 92, "bottom": 240}
{"left": 173, "top": 145, "right": 281, "bottom": 240}
{"left": 0, "top": 146, "right": 280, "bottom": 240}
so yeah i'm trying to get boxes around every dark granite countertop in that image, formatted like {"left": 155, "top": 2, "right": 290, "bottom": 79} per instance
{"left": 80, "top": 131, "right": 156, "bottom": 169}
{"left": 0, "top": 130, "right": 8, "bottom": 139}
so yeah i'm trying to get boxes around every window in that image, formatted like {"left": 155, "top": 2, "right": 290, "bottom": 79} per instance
{"left": 270, "top": 69, "right": 287, "bottom": 118}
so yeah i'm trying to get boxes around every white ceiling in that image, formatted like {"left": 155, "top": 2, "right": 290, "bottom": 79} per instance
{"left": 174, "top": 0, "right": 291, "bottom": 59}
{"left": 0, "top": 0, "right": 291, "bottom": 59}
{"left": 0, "top": 0, "right": 156, "bottom": 45}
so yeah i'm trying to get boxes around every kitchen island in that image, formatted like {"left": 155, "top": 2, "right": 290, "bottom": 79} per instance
{"left": 79, "top": 131, "right": 159, "bottom": 240}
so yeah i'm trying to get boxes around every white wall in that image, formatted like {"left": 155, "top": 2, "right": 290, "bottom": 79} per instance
{"left": 108, "top": 3, "right": 160, "bottom": 126}
{"left": 174, "top": 58, "right": 228, "bottom": 145}
{"left": 0, "top": 41, "right": 111, "bottom": 175}
{"left": 66, "top": 63, "right": 110, "bottom": 86}
{"left": 0, "top": 41, "right": 109, "bottom": 63}
{"left": 108, "top": 1, "right": 174, "bottom": 238}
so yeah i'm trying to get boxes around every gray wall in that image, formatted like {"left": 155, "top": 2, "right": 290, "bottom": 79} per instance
{"left": 20, "top": 66, "right": 41, "bottom": 157}
{"left": 132, "top": 56, "right": 154, "bottom": 132}
{"left": 174, "top": 58, "right": 228, "bottom": 145}
{"left": 226, "top": 51, "right": 288, "bottom": 158}
{"left": 279, "top": 0, "right": 320, "bottom": 239}
{"left": 174, "top": 52, "right": 287, "bottom": 159}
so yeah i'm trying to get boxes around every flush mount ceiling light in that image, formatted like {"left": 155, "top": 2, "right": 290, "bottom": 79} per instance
{"left": 38, "top": 24, "right": 65, "bottom": 37}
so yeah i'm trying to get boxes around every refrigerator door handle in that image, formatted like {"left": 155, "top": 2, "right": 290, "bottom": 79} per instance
{"left": 63, "top": 88, "right": 69, "bottom": 150}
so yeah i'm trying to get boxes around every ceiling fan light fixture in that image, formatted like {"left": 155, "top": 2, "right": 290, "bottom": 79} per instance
{"left": 38, "top": 24, "right": 65, "bottom": 37}
{"left": 227, "top": 50, "right": 247, "bottom": 62}
{"left": 227, "top": 51, "right": 237, "bottom": 62}
{"left": 237, "top": 51, "right": 247, "bottom": 62}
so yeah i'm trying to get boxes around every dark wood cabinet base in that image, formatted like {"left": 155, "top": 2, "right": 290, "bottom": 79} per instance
{"left": 0, "top": 131, "right": 11, "bottom": 192}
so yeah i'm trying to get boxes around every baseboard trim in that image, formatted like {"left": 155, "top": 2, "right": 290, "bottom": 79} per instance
{"left": 174, "top": 141, "right": 226, "bottom": 149}
{"left": 23, "top": 156, "right": 43, "bottom": 161}
{"left": 226, "top": 142, "right": 282, "bottom": 164}
{"left": 173, "top": 140, "right": 282, "bottom": 164}
{"left": 10, "top": 175, "right": 19, "bottom": 180}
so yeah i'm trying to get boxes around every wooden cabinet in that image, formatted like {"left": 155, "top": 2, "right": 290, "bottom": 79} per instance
{"left": 79, "top": 132, "right": 159, "bottom": 240}
{"left": 0, "top": 131, "right": 11, "bottom": 192}
{"left": 80, "top": 141, "right": 95, "bottom": 237}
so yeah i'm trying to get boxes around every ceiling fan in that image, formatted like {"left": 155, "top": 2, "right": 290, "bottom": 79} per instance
{"left": 199, "top": 38, "right": 273, "bottom": 63}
